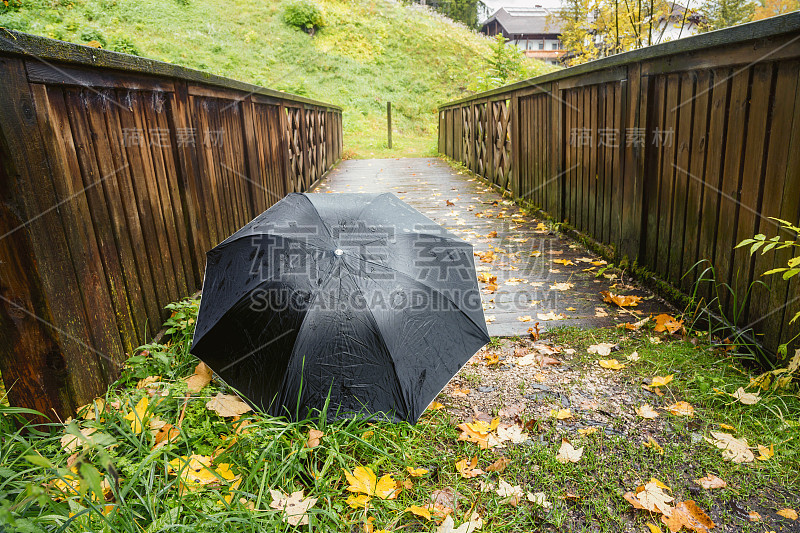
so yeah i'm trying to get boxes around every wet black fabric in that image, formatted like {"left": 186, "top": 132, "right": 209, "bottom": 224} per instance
{"left": 190, "top": 192, "right": 490, "bottom": 423}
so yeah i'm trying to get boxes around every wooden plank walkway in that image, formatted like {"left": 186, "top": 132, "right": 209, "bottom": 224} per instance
{"left": 319, "top": 158, "right": 671, "bottom": 337}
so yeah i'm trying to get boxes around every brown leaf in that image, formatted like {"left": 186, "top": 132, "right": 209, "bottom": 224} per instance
{"left": 654, "top": 314, "right": 684, "bottom": 334}
{"left": 206, "top": 393, "right": 252, "bottom": 418}
{"left": 499, "top": 401, "right": 525, "bottom": 419}
{"left": 694, "top": 474, "right": 726, "bottom": 490}
{"left": 455, "top": 456, "right": 484, "bottom": 478}
{"left": 777, "top": 508, "right": 798, "bottom": 520}
{"left": 661, "top": 500, "right": 714, "bottom": 533}
{"left": 269, "top": 489, "right": 317, "bottom": 526}
{"left": 665, "top": 401, "right": 695, "bottom": 417}
{"left": 430, "top": 487, "right": 460, "bottom": 511}
{"left": 601, "top": 291, "right": 641, "bottom": 307}
{"left": 485, "top": 456, "right": 511, "bottom": 473}
{"left": 152, "top": 423, "right": 180, "bottom": 450}
{"left": 185, "top": 362, "right": 213, "bottom": 393}
{"left": 306, "top": 429, "right": 323, "bottom": 448}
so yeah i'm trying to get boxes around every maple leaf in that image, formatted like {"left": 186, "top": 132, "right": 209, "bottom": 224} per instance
{"left": 306, "top": 429, "right": 324, "bottom": 448}
{"left": 168, "top": 455, "right": 237, "bottom": 491}
{"left": 589, "top": 343, "right": 617, "bottom": 357}
{"left": 624, "top": 480, "right": 674, "bottom": 517}
{"left": 76, "top": 398, "right": 106, "bottom": 421}
{"left": 60, "top": 427, "right": 97, "bottom": 454}
{"left": 428, "top": 401, "right": 446, "bottom": 411}
{"left": 537, "top": 311, "right": 566, "bottom": 321}
{"left": 405, "top": 505, "right": 433, "bottom": 520}
{"left": 517, "top": 315, "right": 533, "bottom": 322}
{"left": 185, "top": 361, "right": 213, "bottom": 393}
{"left": 496, "top": 423, "right": 528, "bottom": 444}
{"left": 653, "top": 314, "right": 684, "bottom": 334}
{"left": 346, "top": 494, "right": 371, "bottom": 509}
{"left": 487, "top": 230, "right": 498, "bottom": 238}
{"left": 345, "top": 466, "right": 377, "bottom": 495}
{"left": 661, "top": 500, "right": 714, "bottom": 533}
{"left": 269, "top": 489, "right": 317, "bottom": 526}
{"left": 551, "top": 408, "right": 572, "bottom": 420}
{"left": 756, "top": 444, "right": 774, "bottom": 461}
{"left": 644, "top": 436, "right": 664, "bottom": 454}
{"left": 704, "top": 432, "right": 754, "bottom": 463}
{"left": 495, "top": 478, "right": 524, "bottom": 505}
{"left": 206, "top": 393, "right": 252, "bottom": 417}
{"left": 152, "top": 423, "right": 180, "bottom": 450}
{"left": 636, "top": 404, "right": 659, "bottom": 419}
{"left": 484, "top": 353, "right": 500, "bottom": 365}
{"left": 555, "top": 438, "right": 583, "bottom": 463}
{"left": 455, "top": 456, "right": 484, "bottom": 478}
{"left": 485, "top": 456, "right": 510, "bottom": 473}
{"left": 731, "top": 387, "right": 760, "bottom": 405}
{"left": 578, "top": 427, "right": 599, "bottom": 436}
{"left": 601, "top": 291, "right": 641, "bottom": 307}
{"left": 651, "top": 375, "right": 674, "bottom": 387}
{"left": 527, "top": 491, "right": 552, "bottom": 508}
{"left": 694, "top": 474, "right": 726, "bottom": 489}
{"left": 550, "top": 282, "right": 573, "bottom": 291}
{"left": 123, "top": 397, "right": 149, "bottom": 433}
{"left": 598, "top": 358, "right": 625, "bottom": 370}
{"left": 436, "top": 513, "right": 483, "bottom": 533}
{"left": 665, "top": 401, "right": 695, "bottom": 417}
{"left": 777, "top": 508, "right": 798, "bottom": 520}
{"left": 553, "top": 259, "right": 575, "bottom": 266}
{"left": 406, "top": 466, "right": 429, "bottom": 477}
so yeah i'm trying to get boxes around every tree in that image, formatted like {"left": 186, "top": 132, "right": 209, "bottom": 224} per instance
{"left": 698, "top": 0, "right": 756, "bottom": 30}
{"left": 752, "top": 0, "right": 800, "bottom": 20}
{"left": 405, "top": 0, "right": 487, "bottom": 29}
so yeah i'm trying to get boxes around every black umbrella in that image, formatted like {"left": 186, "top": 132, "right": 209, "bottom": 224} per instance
{"left": 190, "top": 192, "right": 489, "bottom": 423}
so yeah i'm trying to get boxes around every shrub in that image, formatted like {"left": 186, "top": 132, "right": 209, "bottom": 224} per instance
{"left": 79, "top": 27, "right": 107, "bottom": 47}
{"left": 110, "top": 36, "right": 139, "bottom": 55}
{"left": 283, "top": 0, "right": 324, "bottom": 35}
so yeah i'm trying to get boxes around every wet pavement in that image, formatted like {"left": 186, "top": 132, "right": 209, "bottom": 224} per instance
{"left": 318, "top": 158, "right": 672, "bottom": 336}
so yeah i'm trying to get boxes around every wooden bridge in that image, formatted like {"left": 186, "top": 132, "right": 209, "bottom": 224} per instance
{"left": 1, "top": 13, "right": 799, "bottom": 418}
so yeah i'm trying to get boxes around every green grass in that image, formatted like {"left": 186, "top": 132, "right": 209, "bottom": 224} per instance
{"left": 1, "top": 298, "right": 798, "bottom": 532}
{"left": 0, "top": 0, "right": 558, "bottom": 159}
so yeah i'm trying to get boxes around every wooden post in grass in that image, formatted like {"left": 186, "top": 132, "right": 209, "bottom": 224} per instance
{"left": 387, "top": 101, "right": 392, "bottom": 149}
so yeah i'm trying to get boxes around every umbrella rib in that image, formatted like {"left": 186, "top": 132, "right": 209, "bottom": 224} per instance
{"left": 340, "top": 260, "right": 410, "bottom": 418}
{"left": 354, "top": 256, "right": 489, "bottom": 341}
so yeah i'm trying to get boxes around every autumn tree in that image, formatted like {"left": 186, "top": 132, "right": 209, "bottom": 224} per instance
{"left": 752, "top": 0, "right": 800, "bottom": 20}
{"left": 698, "top": 0, "right": 756, "bottom": 29}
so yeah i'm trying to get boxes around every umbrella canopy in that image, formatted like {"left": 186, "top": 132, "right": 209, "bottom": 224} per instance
{"left": 191, "top": 192, "right": 489, "bottom": 423}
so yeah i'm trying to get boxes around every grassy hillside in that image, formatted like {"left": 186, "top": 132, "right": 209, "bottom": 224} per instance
{"left": 0, "top": 0, "right": 557, "bottom": 157}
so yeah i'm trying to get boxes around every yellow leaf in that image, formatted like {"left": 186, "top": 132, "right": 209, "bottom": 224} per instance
{"left": 720, "top": 423, "right": 735, "bottom": 430}
{"left": 601, "top": 290, "right": 641, "bottom": 307}
{"left": 665, "top": 401, "right": 695, "bottom": 417}
{"left": 517, "top": 315, "right": 533, "bottom": 322}
{"left": 651, "top": 375, "right": 674, "bottom": 387}
{"left": 777, "top": 508, "right": 798, "bottom": 520}
{"left": 455, "top": 456, "right": 484, "bottom": 478}
{"left": 598, "top": 359, "right": 625, "bottom": 370}
{"left": 306, "top": 429, "right": 324, "bottom": 448}
{"left": 405, "top": 505, "right": 432, "bottom": 520}
{"left": 346, "top": 494, "right": 371, "bottom": 509}
{"left": 427, "top": 401, "right": 445, "bottom": 411}
{"left": 361, "top": 430, "right": 374, "bottom": 439}
{"left": 578, "top": 427, "right": 599, "bottom": 436}
{"left": 661, "top": 500, "right": 714, "bottom": 532}
{"left": 644, "top": 437, "right": 664, "bottom": 455}
{"left": 374, "top": 474, "right": 398, "bottom": 499}
{"left": 185, "top": 362, "right": 213, "bottom": 393}
{"left": 653, "top": 314, "right": 683, "bottom": 334}
{"left": 137, "top": 375, "right": 162, "bottom": 389}
{"left": 484, "top": 353, "right": 500, "bottom": 365}
{"left": 123, "top": 397, "right": 149, "bottom": 434}
{"left": 345, "top": 466, "right": 377, "bottom": 496}
{"left": 406, "top": 466, "right": 428, "bottom": 477}
{"left": 555, "top": 438, "right": 583, "bottom": 463}
{"left": 553, "top": 259, "right": 575, "bottom": 266}
{"left": 646, "top": 523, "right": 663, "bottom": 533}
{"left": 551, "top": 408, "right": 573, "bottom": 420}
{"left": 756, "top": 444, "right": 774, "bottom": 461}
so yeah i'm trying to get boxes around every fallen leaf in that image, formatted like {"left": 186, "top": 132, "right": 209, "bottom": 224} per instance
{"left": 537, "top": 311, "right": 566, "bottom": 321}
{"left": 428, "top": 401, "right": 445, "bottom": 411}
{"left": 661, "top": 500, "right": 714, "bottom": 533}
{"left": 455, "top": 457, "right": 484, "bottom": 478}
{"left": 495, "top": 478, "right": 524, "bottom": 505}
{"left": 748, "top": 511, "right": 761, "bottom": 522}
{"left": 756, "top": 444, "right": 774, "bottom": 461}
{"left": 636, "top": 404, "right": 659, "bottom": 419}
{"left": 60, "top": 427, "right": 97, "bottom": 453}
{"left": 137, "top": 375, "right": 162, "bottom": 389}
{"left": 527, "top": 491, "right": 552, "bottom": 509}
{"left": 152, "top": 423, "right": 180, "bottom": 450}
{"left": 306, "top": 429, "right": 324, "bottom": 448}
{"left": 694, "top": 474, "right": 726, "bottom": 489}
{"left": 665, "top": 401, "right": 695, "bottom": 417}
{"left": 344, "top": 466, "right": 398, "bottom": 500}
{"left": 123, "top": 397, "right": 149, "bottom": 433}
{"left": 168, "top": 455, "right": 237, "bottom": 491}
{"left": 495, "top": 423, "right": 528, "bottom": 444}
{"left": 777, "top": 508, "right": 798, "bottom": 520}
{"left": 644, "top": 436, "right": 664, "bottom": 454}
{"left": 601, "top": 291, "right": 641, "bottom": 307}
{"left": 553, "top": 259, "right": 575, "bottom": 266}
{"left": 704, "top": 432, "right": 754, "bottom": 463}
{"left": 589, "top": 343, "right": 617, "bottom": 356}
{"left": 578, "top": 427, "right": 599, "bottom": 436}
{"left": 484, "top": 353, "right": 500, "bottom": 365}
{"left": 556, "top": 438, "right": 583, "bottom": 463}
{"left": 551, "top": 408, "right": 573, "bottom": 420}
{"left": 624, "top": 479, "right": 674, "bottom": 517}
{"left": 206, "top": 394, "right": 252, "bottom": 418}
{"left": 627, "top": 351, "right": 641, "bottom": 361}
{"left": 185, "top": 362, "right": 213, "bottom": 393}
{"left": 436, "top": 513, "right": 483, "bottom": 533}
{"left": 405, "top": 505, "right": 432, "bottom": 520}
{"left": 654, "top": 314, "right": 684, "bottom": 334}
{"left": 550, "top": 282, "right": 573, "bottom": 291}
{"left": 269, "top": 489, "right": 317, "bottom": 526}
{"left": 517, "top": 315, "right": 533, "bottom": 322}
{"left": 651, "top": 375, "right": 674, "bottom": 387}
{"left": 498, "top": 402, "right": 525, "bottom": 419}
{"left": 598, "top": 358, "right": 625, "bottom": 370}
{"left": 646, "top": 523, "right": 664, "bottom": 533}
{"left": 485, "top": 457, "right": 510, "bottom": 473}
{"left": 346, "top": 494, "right": 371, "bottom": 509}
{"left": 731, "top": 387, "right": 760, "bottom": 405}
{"left": 406, "top": 466, "right": 429, "bottom": 477}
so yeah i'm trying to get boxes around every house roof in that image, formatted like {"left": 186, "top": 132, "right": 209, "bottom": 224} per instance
{"left": 481, "top": 7, "right": 564, "bottom": 35}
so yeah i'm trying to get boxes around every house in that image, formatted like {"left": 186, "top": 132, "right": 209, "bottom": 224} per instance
{"left": 481, "top": 6, "right": 566, "bottom": 65}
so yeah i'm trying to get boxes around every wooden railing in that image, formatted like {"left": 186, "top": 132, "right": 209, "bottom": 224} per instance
{"left": 440, "top": 13, "right": 800, "bottom": 358}
{"left": 0, "top": 30, "right": 342, "bottom": 417}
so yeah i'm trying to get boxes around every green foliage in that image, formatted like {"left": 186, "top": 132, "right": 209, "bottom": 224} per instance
{"left": 110, "top": 36, "right": 139, "bottom": 55}
{"left": 405, "top": 0, "right": 485, "bottom": 29}
{"left": 79, "top": 26, "right": 106, "bottom": 46}
{"left": 282, "top": 0, "right": 325, "bottom": 34}
{"left": 699, "top": 0, "right": 756, "bottom": 30}
{"left": 469, "top": 35, "right": 534, "bottom": 92}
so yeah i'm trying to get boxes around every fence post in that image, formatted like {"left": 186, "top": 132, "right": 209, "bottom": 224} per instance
{"left": 620, "top": 63, "right": 647, "bottom": 263}
{"left": 387, "top": 102, "right": 392, "bottom": 149}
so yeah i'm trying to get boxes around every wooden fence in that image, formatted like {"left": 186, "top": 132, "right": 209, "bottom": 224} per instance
{"left": 0, "top": 30, "right": 342, "bottom": 418}
{"left": 440, "top": 13, "right": 800, "bottom": 358}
